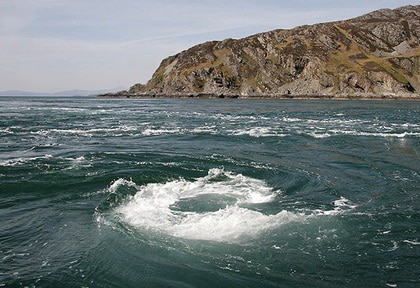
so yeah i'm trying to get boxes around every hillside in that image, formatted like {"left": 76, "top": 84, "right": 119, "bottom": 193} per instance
{"left": 103, "top": 5, "right": 420, "bottom": 99}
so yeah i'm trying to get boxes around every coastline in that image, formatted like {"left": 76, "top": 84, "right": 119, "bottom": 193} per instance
{"left": 98, "top": 6, "right": 420, "bottom": 103}
{"left": 97, "top": 92, "right": 420, "bottom": 100}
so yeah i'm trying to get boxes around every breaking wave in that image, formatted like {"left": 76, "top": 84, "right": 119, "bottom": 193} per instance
{"left": 97, "top": 168, "right": 356, "bottom": 243}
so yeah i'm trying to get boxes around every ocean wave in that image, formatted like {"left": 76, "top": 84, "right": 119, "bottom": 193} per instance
{"left": 32, "top": 125, "right": 139, "bottom": 137}
{"left": 230, "top": 127, "right": 283, "bottom": 137}
{"left": 142, "top": 128, "right": 181, "bottom": 136}
{"left": 403, "top": 240, "right": 420, "bottom": 245}
{"left": 0, "top": 127, "right": 15, "bottom": 135}
{"left": 0, "top": 154, "right": 93, "bottom": 170}
{"left": 0, "top": 154, "right": 54, "bottom": 167}
{"left": 112, "top": 168, "right": 292, "bottom": 243}
{"left": 19, "top": 114, "right": 419, "bottom": 139}
{"left": 303, "top": 130, "right": 420, "bottom": 138}
{"left": 49, "top": 107, "right": 89, "bottom": 113}
{"left": 96, "top": 169, "right": 357, "bottom": 243}
{"left": 314, "top": 197, "right": 357, "bottom": 216}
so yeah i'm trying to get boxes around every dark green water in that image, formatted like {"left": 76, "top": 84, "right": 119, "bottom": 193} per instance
{"left": 1, "top": 97, "right": 419, "bottom": 287}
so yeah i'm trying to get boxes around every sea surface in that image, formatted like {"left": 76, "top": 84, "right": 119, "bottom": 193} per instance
{"left": 1, "top": 97, "right": 419, "bottom": 287}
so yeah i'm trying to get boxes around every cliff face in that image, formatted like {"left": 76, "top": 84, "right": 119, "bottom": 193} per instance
{"left": 130, "top": 5, "right": 420, "bottom": 97}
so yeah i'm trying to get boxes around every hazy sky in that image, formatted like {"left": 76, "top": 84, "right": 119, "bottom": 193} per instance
{"left": 0, "top": 0, "right": 418, "bottom": 92}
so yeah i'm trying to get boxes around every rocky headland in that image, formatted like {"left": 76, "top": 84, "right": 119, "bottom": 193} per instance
{"left": 100, "top": 5, "right": 420, "bottom": 99}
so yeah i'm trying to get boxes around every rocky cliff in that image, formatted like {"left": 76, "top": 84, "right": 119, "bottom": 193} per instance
{"left": 108, "top": 5, "right": 420, "bottom": 98}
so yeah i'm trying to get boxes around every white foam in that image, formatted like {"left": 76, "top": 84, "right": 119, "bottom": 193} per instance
{"left": 403, "top": 240, "right": 420, "bottom": 245}
{"left": 55, "top": 107, "right": 89, "bottom": 113}
{"left": 283, "top": 117, "right": 420, "bottom": 139}
{"left": 282, "top": 117, "right": 302, "bottom": 122}
{"left": 387, "top": 241, "right": 399, "bottom": 252}
{"left": 316, "top": 197, "right": 356, "bottom": 216}
{"left": 142, "top": 128, "right": 181, "bottom": 136}
{"left": 114, "top": 168, "right": 304, "bottom": 242}
{"left": 109, "top": 178, "right": 140, "bottom": 193}
{"left": 192, "top": 126, "right": 217, "bottom": 134}
{"left": 0, "top": 154, "right": 53, "bottom": 166}
{"left": 231, "top": 127, "right": 279, "bottom": 137}
{"left": 0, "top": 127, "right": 14, "bottom": 135}
{"left": 171, "top": 207, "right": 299, "bottom": 242}
{"left": 32, "top": 125, "right": 139, "bottom": 137}
{"left": 333, "top": 197, "right": 357, "bottom": 209}
{"left": 107, "top": 170, "right": 359, "bottom": 243}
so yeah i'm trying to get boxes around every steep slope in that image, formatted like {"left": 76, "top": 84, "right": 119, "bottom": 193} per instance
{"left": 117, "top": 5, "right": 420, "bottom": 98}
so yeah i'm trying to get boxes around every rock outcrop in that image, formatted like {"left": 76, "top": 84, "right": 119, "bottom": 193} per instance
{"left": 103, "top": 5, "right": 420, "bottom": 99}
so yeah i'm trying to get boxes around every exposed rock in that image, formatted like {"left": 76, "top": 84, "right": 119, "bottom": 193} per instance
{"left": 128, "top": 83, "right": 146, "bottom": 94}
{"left": 103, "top": 5, "right": 420, "bottom": 99}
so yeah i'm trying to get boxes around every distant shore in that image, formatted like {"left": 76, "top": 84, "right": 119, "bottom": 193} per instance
{"left": 97, "top": 93, "right": 420, "bottom": 100}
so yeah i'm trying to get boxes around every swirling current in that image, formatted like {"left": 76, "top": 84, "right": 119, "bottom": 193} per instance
{"left": 1, "top": 97, "right": 419, "bottom": 287}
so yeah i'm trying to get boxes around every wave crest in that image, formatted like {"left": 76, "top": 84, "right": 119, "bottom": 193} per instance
{"left": 97, "top": 168, "right": 357, "bottom": 243}
{"left": 111, "top": 168, "right": 301, "bottom": 242}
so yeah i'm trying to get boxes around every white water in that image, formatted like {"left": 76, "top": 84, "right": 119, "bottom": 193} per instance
{"left": 112, "top": 169, "right": 355, "bottom": 243}
{"left": 114, "top": 169, "right": 296, "bottom": 242}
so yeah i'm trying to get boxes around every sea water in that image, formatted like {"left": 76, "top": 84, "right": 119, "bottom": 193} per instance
{"left": 1, "top": 97, "right": 419, "bottom": 287}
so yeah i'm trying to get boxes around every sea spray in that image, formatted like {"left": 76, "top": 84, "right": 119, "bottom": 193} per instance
{"left": 110, "top": 169, "right": 300, "bottom": 242}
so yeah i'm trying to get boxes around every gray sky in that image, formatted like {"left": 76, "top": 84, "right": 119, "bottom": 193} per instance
{"left": 0, "top": 0, "right": 418, "bottom": 92}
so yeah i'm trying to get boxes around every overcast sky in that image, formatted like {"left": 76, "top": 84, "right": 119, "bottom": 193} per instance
{"left": 0, "top": 0, "right": 418, "bottom": 92}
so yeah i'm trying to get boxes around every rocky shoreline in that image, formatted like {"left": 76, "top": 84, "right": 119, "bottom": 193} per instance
{"left": 101, "top": 6, "right": 419, "bottom": 99}
{"left": 98, "top": 92, "right": 420, "bottom": 100}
